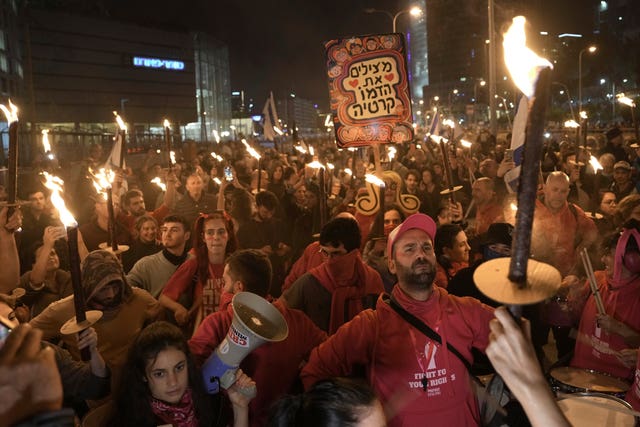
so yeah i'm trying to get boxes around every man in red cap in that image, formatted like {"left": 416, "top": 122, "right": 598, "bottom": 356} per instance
{"left": 302, "top": 213, "right": 494, "bottom": 426}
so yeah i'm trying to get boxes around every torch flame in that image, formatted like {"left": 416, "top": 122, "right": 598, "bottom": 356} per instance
{"left": 163, "top": 119, "right": 170, "bottom": 128}
{"left": 113, "top": 111, "right": 127, "bottom": 131}
{"left": 42, "top": 129, "right": 52, "bottom": 153}
{"left": 388, "top": 146, "right": 397, "bottom": 160}
{"left": 510, "top": 202, "right": 518, "bottom": 211}
{"left": 365, "top": 174, "right": 385, "bottom": 188}
{"left": 150, "top": 177, "right": 167, "bottom": 192}
{"left": 326, "top": 163, "right": 335, "bottom": 170}
{"left": 460, "top": 139, "right": 473, "bottom": 149}
{"left": 241, "top": 139, "right": 261, "bottom": 160}
{"left": 89, "top": 168, "right": 115, "bottom": 200}
{"left": 564, "top": 119, "right": 580, "bottom": 128}
{"left": 213, "top": 130, "right": 220, "bottom": 143}
{"left": 42, "top": 172, "right": 77, "bottom": 228}
{"left": 295, "top": 145, "right": 307, "bottom": 154}
{"left": 213, "top": 177, "right": 222, "bottom": 185}
{"left": 503, "top": 16, "right": 553, "bottom": 98}
{"left": 580, "top": 111, "right": 588, "bottom": 120}
{"left": 442, "top": 119, "right": 456, "bottom": 128}
{"left": 307, "top": 160, "right": 325, "bottom": 170}
{"left": 0, "top": 99, "right": 18, "bottom": 124}
{"left": 170, "top": 151, "right": 176, "bottom": 164}
{"left": 617, "top": 93, "right": 636, "bottom": 108}
{"left": 344, "top": 168, "right": 353, "bottom": 176}
{"left": 274, "top": 126, "right": 284, "bottom": 136}
{"left": 589, "top": 155, "right": 602, "bottom": 172}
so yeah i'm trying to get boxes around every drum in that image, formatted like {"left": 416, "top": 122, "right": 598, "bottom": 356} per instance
{"left": 557, "top": 392, "right": 636, "bottom": 426}
{"left": 549, "top": 366, "right": 631, "bottom": 398}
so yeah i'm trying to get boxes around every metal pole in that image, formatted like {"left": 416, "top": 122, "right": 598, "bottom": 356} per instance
{"left": 578, "top": 51, "right": 583, "bottom": 113}
{"left": 488, "top": 0, "right": 497, "bottom": 136}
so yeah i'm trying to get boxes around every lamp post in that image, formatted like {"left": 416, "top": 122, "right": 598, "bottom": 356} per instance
{"left": 473, "top": 79, "right": 486, "bottom": 103}
{"left": 552, "top": 82, "right": 576, "bottom": 122}
{"left": 578, "top": 45, "right": 597, "bottom": 113}
{"left": 364, "top": 6, "right": 422, "bottom": 33}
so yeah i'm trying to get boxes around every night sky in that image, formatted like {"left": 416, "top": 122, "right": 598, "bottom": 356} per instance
{"left": 105, "top": 0, "right": 593, "bottom": 108}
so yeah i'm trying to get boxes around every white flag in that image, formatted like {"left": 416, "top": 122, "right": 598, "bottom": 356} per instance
{"left": 504, "top": 96, "right": 529, "bottom": 193}
{"left": 104, "top": 133, "right": 126, "bottom": 170}
{"left": 262, "top": 91, "right": 281, "bottom": 141}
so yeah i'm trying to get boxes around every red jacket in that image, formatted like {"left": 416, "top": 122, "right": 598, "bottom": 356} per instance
{"left": 189, "top": 299, "right": 327, "bottom": 427}
{"left": 301, "top": 286, "right": 494, "bottom": 426}
{"left": 571, "top": 271, "right": 640, "bottom": 380}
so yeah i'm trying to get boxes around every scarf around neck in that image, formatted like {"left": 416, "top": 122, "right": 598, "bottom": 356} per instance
{"left": 150, "top": 388, "right": 199, "bottom": 427}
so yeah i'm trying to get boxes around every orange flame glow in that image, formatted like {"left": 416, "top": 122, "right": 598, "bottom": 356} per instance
{"left": 503, "top": 16, "right": 553, "bottom": 98}
{"left": 42, "top": 172, "right": 77, "bottom": 227}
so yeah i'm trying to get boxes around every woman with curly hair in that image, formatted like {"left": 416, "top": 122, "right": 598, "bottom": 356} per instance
{"left": 160, "top": 211, "right": 238, "bottom": 335}
{"left": 106, "top": 321, "right": 253, "bottom": 427}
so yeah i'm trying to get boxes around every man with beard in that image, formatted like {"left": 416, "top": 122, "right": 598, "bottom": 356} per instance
{"left": 302, "top": 213, "right": 494, "bottom": 426}
{"left": 281, "top": 216, "right": 384, "bottom": 334}
{"left": 126, "top": 215, "right": 192, "bottom": 298}
{"left": 30, "top": 250, "right": 161, "bottom": 386}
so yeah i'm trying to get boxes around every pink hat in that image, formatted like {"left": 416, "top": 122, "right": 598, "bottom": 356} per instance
{"left": 387, "top": 213, "right": 437, "bottom": 256}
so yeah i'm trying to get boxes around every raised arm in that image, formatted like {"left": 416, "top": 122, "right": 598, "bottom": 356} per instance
{"left": 0, "top": 207, "right": 21, "bottom": 294}
{"left": 486, "top": 307, "right": 570, "bottom": 427}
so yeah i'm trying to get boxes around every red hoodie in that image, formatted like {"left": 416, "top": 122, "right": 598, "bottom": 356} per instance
{"left": 571, "top": 270, "right": 640, "bottom": 380}
{"left": 302, "top": 285, "right": 494, "bottom": 426}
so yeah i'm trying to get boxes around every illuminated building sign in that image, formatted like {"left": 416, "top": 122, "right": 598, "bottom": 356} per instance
{"left": 132, "top": 56, "right": 185, "bottom": 70}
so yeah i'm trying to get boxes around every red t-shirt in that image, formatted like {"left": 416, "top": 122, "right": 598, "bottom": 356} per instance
{"left": 162, "top": 258, "right": 225, "bottom": 315}
{"left": 302, "top": 286, "right": 494, "bottom": 426}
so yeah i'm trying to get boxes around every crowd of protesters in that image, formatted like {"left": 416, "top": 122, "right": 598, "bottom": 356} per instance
{"left": 1, "top": 122, "right": 640, "bottom": 426}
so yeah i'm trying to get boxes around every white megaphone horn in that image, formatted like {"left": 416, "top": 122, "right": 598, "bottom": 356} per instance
{"left": 202, "top": 292, "right": 288, "bottom": 395}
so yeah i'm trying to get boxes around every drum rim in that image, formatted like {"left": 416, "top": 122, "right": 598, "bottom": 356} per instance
{"left": 549, "top": 366, "right": 631, "bottom": 392}
{"left": 557, "top": 391, "right": 633, "bottom": 410}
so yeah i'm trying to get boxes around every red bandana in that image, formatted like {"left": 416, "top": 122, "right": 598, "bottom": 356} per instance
{"left": 150, "top": 388, "right": 199, "bottom": 427}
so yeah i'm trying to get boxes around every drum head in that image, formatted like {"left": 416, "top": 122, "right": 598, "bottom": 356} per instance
{"left": 550, "top": 367, "right": 630, "bottom": 394}
{"left": 557, "top": 393, "right": 636, "bottom": 427}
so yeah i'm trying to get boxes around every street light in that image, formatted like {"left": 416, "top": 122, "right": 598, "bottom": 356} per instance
{"left": 364, "top": 6, "right": 422, "bottom": 33}
{"left": 578, "top": 45, "right": 597, "bottom": 112}
{"left": 552, "top": 81, "right": 576, "bottom": 121}
{"left": 474, "top": 80, "right": 486, "bottom": 103}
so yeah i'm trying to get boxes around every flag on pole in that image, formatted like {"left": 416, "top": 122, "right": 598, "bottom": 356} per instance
{"left": 504, "top": 96, "right": 529, "bottom": 193}
{"left": 104, "top": 133, "right": 126, "bottom": 170}
{"left": 262, "top": 91, "right": 281, "bottom": 141}
{"left": 427, "top": 108, "right": 441, "bottom": 138}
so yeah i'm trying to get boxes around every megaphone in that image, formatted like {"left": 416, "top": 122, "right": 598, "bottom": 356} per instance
{"left": 202, "top": 292, "right": 288, "bottom": 394}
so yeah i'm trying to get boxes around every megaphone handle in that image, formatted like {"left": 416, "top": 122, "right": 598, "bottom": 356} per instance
{"left": 220, "top": 369, "right": 257, "bottom": 398}
{"left": 234, "top": 383, "right": 257, "bottom": 399}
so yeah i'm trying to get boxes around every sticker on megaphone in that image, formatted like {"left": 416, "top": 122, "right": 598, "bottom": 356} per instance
{"left": 228, "top": 324, "right": 249, "bottom": 348}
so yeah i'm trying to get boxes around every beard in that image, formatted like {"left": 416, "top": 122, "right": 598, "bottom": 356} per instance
{"left": 395, "top": 258, "right": 436, "bottom": 291}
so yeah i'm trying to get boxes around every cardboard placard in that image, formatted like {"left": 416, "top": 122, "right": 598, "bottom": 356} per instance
{"left": 325, "top": 33, "right": 413, "bottom": 148}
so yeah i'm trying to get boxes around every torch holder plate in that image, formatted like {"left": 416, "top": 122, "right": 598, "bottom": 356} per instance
{"left": 440, "top": 186, "right": 463, "bottom": 196}
{"left": 60, "top": 310, "right": 103, "bottom": 335}
{"left": 473, "top": 258, "right": 562, "bottom": 305}
{"left": 98, "top": 243, "right": 130, "bottom": 255}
